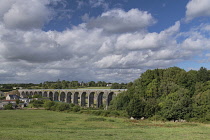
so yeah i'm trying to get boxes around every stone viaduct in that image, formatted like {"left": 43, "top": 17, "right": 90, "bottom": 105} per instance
{"left": 18, "top": 89, "right": 127, "bottom": 108}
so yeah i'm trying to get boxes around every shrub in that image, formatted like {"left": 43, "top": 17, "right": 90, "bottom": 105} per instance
{"left": 56, "top": 103, "right": 70, "bottom": 111}
{"left": 33, "top": 94, "right": 42, "bottom": 98}
{"left": 4, "top": 103, "right": 13, "bottom": 110}
{"left": 43, "top": 101, "right": 55, "bottom": 110}
{"left": 72, "top": 105, "right": 80, "bottom": 112}
{"left": 31, "top": 100, "right": 44, "bottom": 108}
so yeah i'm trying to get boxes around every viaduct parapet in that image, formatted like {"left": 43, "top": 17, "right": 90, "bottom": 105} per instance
{"left": 18, "top": 89, "right": 127, "bottom": 108}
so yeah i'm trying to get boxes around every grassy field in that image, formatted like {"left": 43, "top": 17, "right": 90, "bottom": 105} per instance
{"left": 0, "top": 110, "right": 210, "bottom": 140}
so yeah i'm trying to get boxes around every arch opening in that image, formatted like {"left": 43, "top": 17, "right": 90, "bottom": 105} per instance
{"left": 34, "top": 92, "right": 37, "bottom": 95}
{"left": 26, "top": 91, "right": 29, "bottom": 97}
{"left": 73, "top": 92, "right": 79, "bottom": 105}
{"left": 107, "top": 92, "right": 114, "bottom": 106}
{"left": 80, "top": 92, "right": 87, "bottom": 107}
{"left": 30, "top": 91, "right": 33, "bottom": 96}
{"left": 54, "top": 92, "right": 59, "bottom": 101}
{"left": 88, "top": 92, "right": 95, "bottom": 107}
{"left": 60, "top": 92, "right": 66, "bottom": 102}
{"left": 97, "top": 92, "right": 104, "bottom": 108}
{"left": 49, "top": 92, "right": 53, "bottom": 101}
{"left": 67, "top": 92, "right": 72, "bottom": 103}
{"left": 38, "top": 91, "right": 42, "bottom": 97}
{"left": 21, "top": 91, "right": 26, "bottom": 98}
{"left": 43, "top": 92, "right": 47, "bottom": 97}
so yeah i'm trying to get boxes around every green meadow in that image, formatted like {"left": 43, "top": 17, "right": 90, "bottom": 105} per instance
{"left": 0, "top": 110, "right": 210, "bottom": 140}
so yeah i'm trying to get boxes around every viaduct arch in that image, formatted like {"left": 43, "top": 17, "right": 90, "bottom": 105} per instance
{"left": 18, "top": 89, "right": 126, "bottom": 108}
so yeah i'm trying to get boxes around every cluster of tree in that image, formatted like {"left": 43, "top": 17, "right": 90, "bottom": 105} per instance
{"left": 42, "top": 80, "right": 127, "bottom": 89}
{"left": 42, "top": 80, "right": 108, "bottom": 89}
{"left": 1, "top": 80, "right": 128, "bottom": 90}
{"left": 110, "top": 67, "right": 210, "bottom": 122}
{"left": 111, "top": 83, "right": 130, "bottom": 89}
{"left": 0, "top": 83, "right": 40, "bottom": 91}
{"left": 43, "top": 101, "right": 81, "bottom": 112}
{"left": 43, "top": 101, "right": 126, "bottom": 117}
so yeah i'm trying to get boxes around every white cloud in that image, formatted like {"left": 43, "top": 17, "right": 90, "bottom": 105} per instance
{"left": 86, "top": 9, "right": 155, "bottom": 33}
{"left": 0, "top": 0, "right": 210, "bottom": 83}
{"left": 89, "top": 0, "right": 109, "bottom": 10}
{"left": 1, "top": 0, "right": 52, "bottom": 30}
{"left": 186, "top": 0, "right": 210, "bottom": 21}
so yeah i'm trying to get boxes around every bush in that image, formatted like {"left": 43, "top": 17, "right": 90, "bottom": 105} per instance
{"left": 31, "top": 100, "right": 44, "bottom": 108}
{"left": 56, "top": 103, "right": 70, "bottom": 111}
{"left": 33, "top": 94, "right": 42, "bottom": 98}
{"left": 4, "top": 103, "right": 13, "bottom": 110}
{"left": 43, "top": 101, "right": 55, "bottom": 110}
{"left": 0, "top": 96, "right": 6, "bottom": 100}
{"left": 72, "top": 105, "right": 80, "bottom": 112}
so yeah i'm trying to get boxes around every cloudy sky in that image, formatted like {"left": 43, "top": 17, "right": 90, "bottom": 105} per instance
{"left": 0, "top": 0, "right": 210, "bottom": 83}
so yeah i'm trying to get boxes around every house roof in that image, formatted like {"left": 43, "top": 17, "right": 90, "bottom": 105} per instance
{"left": 7, "top": 95, "right": 20, "bottom": 99}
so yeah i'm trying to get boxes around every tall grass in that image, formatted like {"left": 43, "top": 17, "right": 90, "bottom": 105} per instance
{"left": 0, "top": 110, "right": 210, "bottom": 140}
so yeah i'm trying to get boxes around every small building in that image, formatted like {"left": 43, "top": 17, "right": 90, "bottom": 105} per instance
{"left": 19, "top": 98, "right": 33, "bottom": 106}
{"left": 19, "top": 98, "right": 30, "bottom": 103}
{"left": 106, "top": 83, "right": 112, "bottom": 87}
{"left": 6, "top": 95, "right": 20, "bottom": 100}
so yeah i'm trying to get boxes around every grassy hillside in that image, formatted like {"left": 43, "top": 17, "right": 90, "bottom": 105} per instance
{"left": 0, "top": 110, "right": 210, "bottom": 140}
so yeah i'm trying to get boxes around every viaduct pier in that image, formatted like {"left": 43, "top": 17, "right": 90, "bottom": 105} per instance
{"left": 18, "top": 89, "right": 126, "bottom": 108}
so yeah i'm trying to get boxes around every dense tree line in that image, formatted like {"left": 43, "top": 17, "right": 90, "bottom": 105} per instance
{"left": 1, "top": 80, "right": 128, "bottom": 90}
{"left": 110, "top": 67, "right": 210, "bottom": 122}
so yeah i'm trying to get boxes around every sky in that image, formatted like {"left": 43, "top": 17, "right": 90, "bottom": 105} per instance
{"left": 0, "top": 0, "right": 210, "bottom": 84}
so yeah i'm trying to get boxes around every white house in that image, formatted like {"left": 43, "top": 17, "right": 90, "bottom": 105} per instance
{"left": 6, "top": 95, "right": 20, "bottom": 100}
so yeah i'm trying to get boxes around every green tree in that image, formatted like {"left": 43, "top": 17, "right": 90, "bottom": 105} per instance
{"left": 192, "top": 90, "right": 210, "bottom": 121}
{"left": 126, "top": 95, "right": 146, "bottom": 118}
{"left": 4, "top": 103, "right": 13, "bottom": 110}
{"left": 44, "top": 101, "right": 55, "bottom": 110}
{"left": 31, "top": 100, "right": 44, "bottom": 108}
{"left": 197, "top": 67, "right": 209, "bottom": 82}
{"left": 160, "top": 88, "right": 192, "bottom": 120}
{"left": 56, "top": 103, "right": 70, "bottom": 111}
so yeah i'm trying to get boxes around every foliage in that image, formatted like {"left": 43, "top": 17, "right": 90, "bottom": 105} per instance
{"left": 16, "top": 99, "right": 20, "bottom": 104}
{"left": 111, "top": 66, "right": 210, "bottom": 122}
{"left": 56, "top": 102, "right": 70, "bottom": 111}
{"left": 4, "top": 103, "right": 13, "bottom": 110}
{"left": 126, "top": 95, "right": 146, "bottom": 118}
{"left": 72, "top": 105, "right": 81, "bottom": 112}
{"left": 30, "top": 100, "right": 44, "bottom": 108}
{"left": 44, "top": 101, "right": 56, "bottom": 110}
{"left": 0, "top": 96, "right": 6, "bottom": 100}
{"left": 32, "top": 94, "right": 42, "bottom": 98}
{"left": 0, "top": 80, "right": 128, "bottom": 90}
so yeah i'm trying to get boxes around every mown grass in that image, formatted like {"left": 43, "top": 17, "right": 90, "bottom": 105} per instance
{"left": 0, "top": 110, "right": 210, "bottom": 140}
